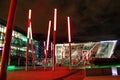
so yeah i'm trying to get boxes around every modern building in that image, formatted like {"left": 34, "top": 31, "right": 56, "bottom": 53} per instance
{"left": 55, "top": 40, "right": 117, "bottom": 65}
{"left": 0, "top": 18, "right": 40, "bottom": 66}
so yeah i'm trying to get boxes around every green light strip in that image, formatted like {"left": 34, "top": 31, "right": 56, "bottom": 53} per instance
{"left": 7, "top": 65, "right": 16, "bottom": 70}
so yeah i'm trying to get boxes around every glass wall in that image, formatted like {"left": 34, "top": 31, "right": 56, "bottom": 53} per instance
{"left": 55, "top": 40, "right": 117, "bottom": 66}
{"left": 0, "top": 23, "right": 39, "bottom": 66}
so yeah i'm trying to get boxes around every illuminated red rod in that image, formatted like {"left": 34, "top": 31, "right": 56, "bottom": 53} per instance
{"left": 67, "top": 16, "right": 72, "bottom": 68}
{"left": 51, "top": 42, "right": 53, "bottom": 64}
{"left": 27, "top": 27, "right": 30, "bottom": 38}
{"left": 54, "top": 8, "right": 57, "bottom": 31}
{"left": 0, "top": 0, "right": 17, "bottom": 80}
{"left": 63, "top": 44, "right": 65, "bottom": 61}
{"left": 27, "top": 27, "right": 32, "bottom": 40}
{"left": 26, "top": 9, "right": 32, "bottom": 71}
{"left": 28, "top": 10, "right": 34, "bottom": 68}
{"left": 29, "top": 9, "right": 32, "bottom": 20}
{"left": 44, "top": 41, "right": 46, "bottom": 57}
{"left": 44, "top": 41, "right": 47, "bottom": 63}
{"left": 29, "top": 21, "right": 36, "bottom": 69}
{"left": 26, "top": 38, "right": 29, "bottom": 71}
{"left": 27, "top": 9, "right": 32, "bottom": 39}
{"left": 44, "top": 41, "right": 49, "bottom": 69}
{"left": 44, "top": 20, "right": 51, "bottom": 68}
{"left": 67, "top": 16, "right": 71, "bottom": 43}
{"left": 51, "top": 42, "right": 53, "bottom": 52}
{"left": 61, "top": 44, "right": 64, "bottom": 64}
{"left": 53, "top": 8, "right": 57, "bottom": 71}
{"left": 29, "top": 22, "right": 33, "bottom": 39}
{"left": 44, "top": 41, "right": 46, "bottom": 53}
{"left": 32, "top": 42, "right": 36, "bottom": 69}
{"left": 46, "top": 20, "right": 51, "bottom": 51}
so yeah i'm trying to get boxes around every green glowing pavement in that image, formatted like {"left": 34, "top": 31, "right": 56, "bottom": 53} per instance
{"left": 7, "top": 65, "right": 16, "bottom": 70}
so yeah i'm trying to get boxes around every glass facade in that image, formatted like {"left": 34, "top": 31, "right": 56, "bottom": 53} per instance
{"left": 0, "top": 22, "right": 40, "bottom": 66}
{"left": 56, "top": 40, "right": 117, "bottom": 66}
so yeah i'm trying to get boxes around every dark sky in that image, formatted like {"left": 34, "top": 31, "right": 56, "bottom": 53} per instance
{"left": 0, "top": 0, "right": 120, "bottom": 42}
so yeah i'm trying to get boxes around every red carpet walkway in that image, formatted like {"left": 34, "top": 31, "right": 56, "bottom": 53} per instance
{"left": 7, "top": 66, "right": 85, "bottom": 80}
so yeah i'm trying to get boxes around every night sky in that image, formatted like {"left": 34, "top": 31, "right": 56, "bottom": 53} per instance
{"left": 0, "top": 0, "right": 120, "bottom": 43}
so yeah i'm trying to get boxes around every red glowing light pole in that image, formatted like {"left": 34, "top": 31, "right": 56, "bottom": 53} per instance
{"left": 53, "top": 8, "right": 57, "bottom": 71}
{"left": 67, "top": 16, "right": 72, "bottom": 69}
{"left": 32, "top": 42, "right": 36, "bottom": 69}
{"left": 46, "top": 20, "right": 51, "bottom": 66}
{"left": 43, "top": 41, "right": 47, "bottom": 69}
{"left": 26, "top": 9, "right": 35, "bottom": 71}
{"left": 44, "top": 41, "right": 46, "bottom": 57}
{"left": 30, "top": 20, "right": 36, "bottom": 70}
{"left": 0, "top": 0, "right": 17, "bottom": 80}
{"left": 31, "top": 36, "right": 36, "bottom": 69}
{"left": 51, "top": 42, "right": 53, "bottom": 64}
{"left": 26, "top": 9, "right": 31, "bottom": 71}
{"left": 61, "top": 44, "right": 65, "bottom": 64}
{"left": 26, "top": 37, "right": 29, "bottom": 71}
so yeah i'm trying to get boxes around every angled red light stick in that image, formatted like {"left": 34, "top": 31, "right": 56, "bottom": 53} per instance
{"left": 53, "top": 8, "right": 57, "bottom": 71}
{"left": 46, "top": 20, "right": 51, "bottom": 51}
{"left": 0, "top": 0, "right": 17, "bottom": 80}
{"left": 44, "top": 20, "right": 51, "bottom": 69}
{"left": 67, "top": 16, "right": 72, "bottom": 69}
{"left": 29, "top": 22, "right": 33, "bottom": 39}
{"left": 30, "top": 21, "right": 36, "bottom": 69}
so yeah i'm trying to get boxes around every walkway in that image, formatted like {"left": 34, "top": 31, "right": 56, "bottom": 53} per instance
{"left": 7, "top": 66, "right": 85, "bottom": 80}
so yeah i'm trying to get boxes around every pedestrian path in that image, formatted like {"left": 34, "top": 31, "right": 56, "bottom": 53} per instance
{"left": 7, "top": 66, "right": 85, "bottom": 80}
